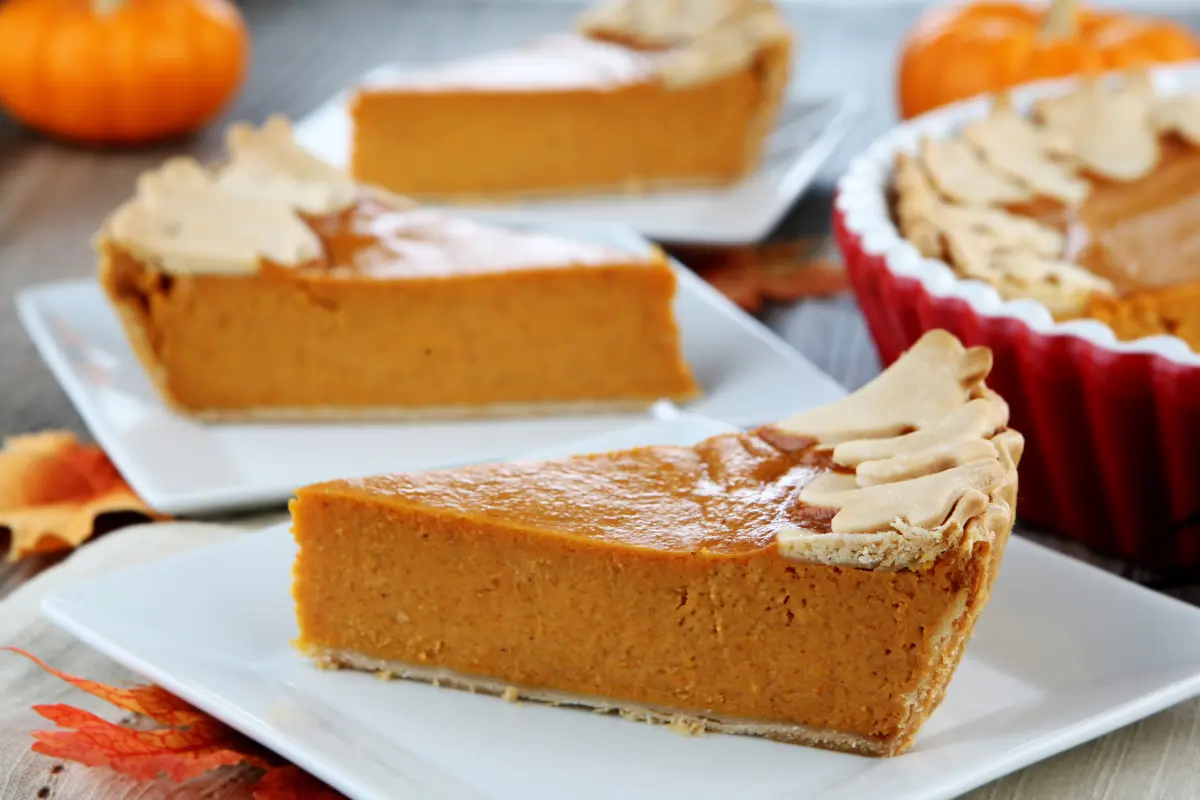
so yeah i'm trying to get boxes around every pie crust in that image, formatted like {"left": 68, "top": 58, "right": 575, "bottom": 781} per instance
{"left": 766, "top": 330, "right": 1021, "bottom": 572}
{"left": 578, "top": 0, "right": 791, "bottom": 88}
{"left": 893, "top": 71, "right": 1200, "bottom": 323}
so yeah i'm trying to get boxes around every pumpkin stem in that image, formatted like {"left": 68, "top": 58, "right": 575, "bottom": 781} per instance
{"left": 92, "top": 0, "right": 124, "bottom": 14}
{"left": 1042, "top": 0, "right": 1080, "bottom": 39}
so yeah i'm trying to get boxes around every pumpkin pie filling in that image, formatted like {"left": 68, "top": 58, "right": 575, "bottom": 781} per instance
{"left": 1001, "top": 138, "right": 1200, "bottom": 293}
{"left": 291, "top": 330, "right": 1024, "bottom": 756}
{"left": 894, "top": 74, "right": 1200, "bottom": 347}
{"left": 95, "top": 117, "right": 698, "bottom": 419}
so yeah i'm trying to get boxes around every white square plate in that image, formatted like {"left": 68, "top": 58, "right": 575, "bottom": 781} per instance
{"left": 42, "top": 414, "right": 1200, "bottom": 800}
{"left": 294, "top": 64, "right": 864, "bottom": 244}
{"left": 15, "top": 221, "right": 844, "bottom": 517}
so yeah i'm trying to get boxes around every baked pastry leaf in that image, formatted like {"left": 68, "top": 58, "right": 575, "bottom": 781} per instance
{"left": 767, "top": 330, "right": 1023, "bottom": 570}
{"left": 97, "top": 116, "right": 391, "bottom": 276}
{"left": 578, "top": 0, "right": 790, "bottom": 88}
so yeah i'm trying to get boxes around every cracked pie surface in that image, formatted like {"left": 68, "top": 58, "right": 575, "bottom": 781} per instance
{"left": 349, "top": 0, "right": 793, "bottom": 198}
{"left": 894, "top": 72, "right": 1200, "bottom": 347}
{"left": 290, "top": 329, "right": 1023, "bottom": 757}
{"left": 94, "top": 117, "right": 698, "bottom": 420}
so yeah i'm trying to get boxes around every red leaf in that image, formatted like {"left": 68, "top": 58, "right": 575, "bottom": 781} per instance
{"left": 9, "top": 649, "right": 334, "bottom": 794}
{"left": 30, "top": 713, "right": 255, "bottom": 782}
{"left": 668, "top": 238, "right": 849, "bottom": 312}
{"left": 6, "top": 648, "right": 206, "bottom": 726}
{"left": 254, "top": 765, "right": 345, "bottom": 799}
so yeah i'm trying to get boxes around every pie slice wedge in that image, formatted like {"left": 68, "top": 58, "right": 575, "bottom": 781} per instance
{"left": 94, "top": 116, "right": 698, "bottom": 421}
{"left": 290, "top": 329, "right": 1023, "bottom": 756}
{"left": 349, "top": 0, "right": 793, "bottom": 198}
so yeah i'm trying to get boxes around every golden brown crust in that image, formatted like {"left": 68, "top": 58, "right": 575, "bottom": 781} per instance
{"left": 162, "top": 398, "right": 671, "bottom": 423}
{"left": 765, "top": 330, "right": 1024, "bottom": 571}
{"left": 97, "top": 245, "right": 176, "bottom": 409}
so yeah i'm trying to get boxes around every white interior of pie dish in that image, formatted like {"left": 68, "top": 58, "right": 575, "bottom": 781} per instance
{"left": 836, "top": 61, "right": 1200, "bottom": 368}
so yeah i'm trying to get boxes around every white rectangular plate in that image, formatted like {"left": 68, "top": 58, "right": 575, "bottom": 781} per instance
{"left": 294, "top": 64, "right": 864, "bottom": 244}
{"left": 15, "top": 221, "right": 844, "bottom": 516}
{"left": 42, "top": 414, "right": 1200, "bottom": 800}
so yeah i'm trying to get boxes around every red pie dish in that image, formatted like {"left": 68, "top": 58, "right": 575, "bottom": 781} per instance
{"left": 834, "top": 64, "right": 1200, "bottom": 571}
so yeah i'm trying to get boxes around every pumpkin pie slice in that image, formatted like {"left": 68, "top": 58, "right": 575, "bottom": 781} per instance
{"left": 349, "top": 0, "right": 793, "bottom": 198}
{"left": 94, "top": 117, "right": 698, "bottom": 420}
{"left": 893, "top": 71, "right": 1200, "bottom": 348}
{"left": 291, "top": 329, "right": 1023, "bottom": 756}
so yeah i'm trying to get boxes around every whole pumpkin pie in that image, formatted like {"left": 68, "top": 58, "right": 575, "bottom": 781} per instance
{"left": 94, "top": 117, "right": 698, "bottom": 420}
{"left": 349, "top": 0, "right": 794, "bottom": 199}
{"left": 893, "top": 71, "right": 1200, "bottom": 349}
{"left": 291, "top": 330, "right": 1024, "bottom": 756}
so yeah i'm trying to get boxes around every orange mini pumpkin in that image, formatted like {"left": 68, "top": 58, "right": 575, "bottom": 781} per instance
{"left": 0, "top": 0, "right": 249, "bottom": 145}
{"left": 897, "top": 0, "right": 1200, "bottom": 120}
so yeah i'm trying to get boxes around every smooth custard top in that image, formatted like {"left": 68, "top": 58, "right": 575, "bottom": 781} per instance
{"left": 316, "top": 432, "right": 838, "bottom": 555}
{"left": 98, "top": 117, "right": 661, "bottom": 279}
{"left": 291, "top": 195, "right": 661, "bottom": 278}
{"left": 361, "top": 34, "right": 659, "bottom": 93}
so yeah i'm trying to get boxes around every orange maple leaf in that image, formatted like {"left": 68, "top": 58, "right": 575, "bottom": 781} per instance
{"left": 6, "top": 648, "right": 342, "bottom": 796}
{"left": 0, "top": 431, "right": 165, "bottom": 560}
{"left": 8, "top": 647, "right": 208, "bottom": 726}
{"left": 30, "top": 703, "right": 255, "bottom": 782}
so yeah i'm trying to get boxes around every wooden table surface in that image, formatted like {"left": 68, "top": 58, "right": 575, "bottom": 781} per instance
{"left": 3, "top": 1, "right": 1200, "bottom": 797}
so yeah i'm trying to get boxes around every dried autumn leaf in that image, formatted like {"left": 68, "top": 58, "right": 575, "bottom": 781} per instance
{"left": 7, "top": 649, "right": 340, "bottom": 795}
{"left": 668, "top": 237, "right": 850, "bottom": 312}
{"left": 8, "top": 649, "right": 266, "bottom": 779}
{"left": 667, "top": 237, "right": 818, "bottom": 274}
{"left": 254, "top": 765, "right": 346, "bottom": 799}
{"left": 0, "top": 430, "right": 162, "bottom": 560}
{"left": 30, "top": 702, "right": 257, "bottom": 782}
{"left": 5, "top": 648, "right": 208, "bottom": 726}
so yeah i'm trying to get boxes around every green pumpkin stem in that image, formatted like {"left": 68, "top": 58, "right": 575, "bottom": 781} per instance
{"left": 92, "top": 0, "right": 124, "bottom": 15}
{"left": 1042, "top": 0, "right": 1081, "bottom": 39}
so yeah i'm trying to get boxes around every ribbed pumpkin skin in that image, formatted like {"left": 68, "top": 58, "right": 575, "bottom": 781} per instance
{"left": 897, "top": 1, "right": 1200, "bottom": 120}
{"left": 0, "top": 0, "right": 249, "bottom": 145}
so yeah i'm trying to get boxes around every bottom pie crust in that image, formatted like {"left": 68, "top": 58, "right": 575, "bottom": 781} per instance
{"left": 171, "top": 397, "right": 668, "bottom": 423}
{"left": 306, "top": 646, "right": 898, "bottom": 756}
{"left": 387, "top": 170, "right": 749, "bottom": 205}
